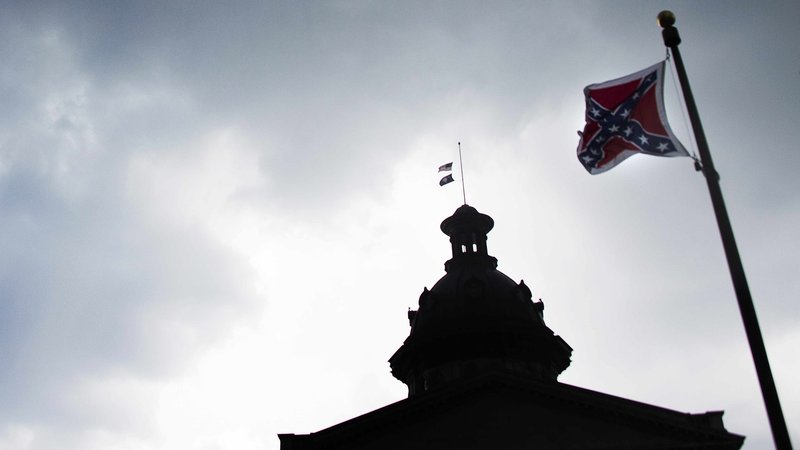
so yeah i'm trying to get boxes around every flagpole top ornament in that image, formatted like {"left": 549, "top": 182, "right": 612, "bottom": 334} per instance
{"left": 657, "top": 10, "right": 681, "bottom": 47}
{"left": 657, "top": 10, "right": 676, "bottom": 28}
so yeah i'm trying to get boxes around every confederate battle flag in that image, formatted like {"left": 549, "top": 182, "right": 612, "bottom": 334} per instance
{"left": 577, "top": 62, "right": 688, "bottom": 174}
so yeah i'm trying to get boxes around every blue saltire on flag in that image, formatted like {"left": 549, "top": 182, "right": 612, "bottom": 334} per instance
{"left": 577, "top": 62, "right": 688, "bottom": 174}
{"left": 439, "top": 174, "right": 454, "bottom": 186}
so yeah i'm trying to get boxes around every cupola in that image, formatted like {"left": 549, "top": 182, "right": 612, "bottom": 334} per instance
{"left": 389, "top": 205, "right": 572, "bottom": 396}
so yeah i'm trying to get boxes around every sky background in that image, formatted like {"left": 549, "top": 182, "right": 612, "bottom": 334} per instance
{"left": 1, "top": 1, "right": 798, "bottom": 449}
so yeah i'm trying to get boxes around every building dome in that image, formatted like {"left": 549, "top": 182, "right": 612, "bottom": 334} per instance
{"left": 389, "top": 205, "right": 572, "bottom": 396}
{"left": 281, "top": 204, "right": 745, "bottom": 450}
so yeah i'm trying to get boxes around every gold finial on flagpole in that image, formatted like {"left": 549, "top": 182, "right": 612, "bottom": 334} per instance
{"left": 656, "top": 10, "right": 675, "bottom": 28}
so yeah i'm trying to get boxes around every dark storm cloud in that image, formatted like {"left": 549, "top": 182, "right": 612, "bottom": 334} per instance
{"left": 2, "top": 1, "right": 606, "bottom": 219}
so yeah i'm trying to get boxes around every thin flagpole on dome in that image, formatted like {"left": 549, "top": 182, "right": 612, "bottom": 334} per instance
{"left": 458, "top": 142, "right": 467, "bottom": 205}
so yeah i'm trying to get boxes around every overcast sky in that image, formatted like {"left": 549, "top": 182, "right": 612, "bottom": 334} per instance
{"left": 1, "top": 1, "right": 798, "bottom": 449}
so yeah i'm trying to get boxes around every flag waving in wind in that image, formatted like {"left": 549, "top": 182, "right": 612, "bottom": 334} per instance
{"left": 438, "top": 161, "right": 454, "bottom": 186}
{"left": 577, "top": 62, "right": 688, "bottom": 174}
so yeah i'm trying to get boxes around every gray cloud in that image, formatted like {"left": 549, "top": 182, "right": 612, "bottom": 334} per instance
{"left": 0, "top": 11, "right": 261, "bottom": 442}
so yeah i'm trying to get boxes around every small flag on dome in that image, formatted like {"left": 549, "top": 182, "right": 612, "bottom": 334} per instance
{"left": 438, "top": 161, "right": 454, "bottom": 186}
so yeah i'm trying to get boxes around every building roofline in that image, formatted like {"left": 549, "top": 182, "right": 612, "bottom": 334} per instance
{"left": 279, "top": 370, "right": 744, "bottom": 449}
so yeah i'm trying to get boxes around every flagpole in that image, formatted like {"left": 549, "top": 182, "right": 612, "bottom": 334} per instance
{"left": 658, "top": 11, "right": 792, "bottom": 450}
{"left": 458, "top": 142, "right": 467, "bottom": 205}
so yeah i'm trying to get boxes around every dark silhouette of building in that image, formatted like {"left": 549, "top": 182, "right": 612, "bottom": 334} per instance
{"left": 279, "top": 205, "right": 744, "bottom": 449}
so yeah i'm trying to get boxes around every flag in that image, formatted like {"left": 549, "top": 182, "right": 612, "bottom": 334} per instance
{"left": 438, "top": 162, "right": 453, "bottom": 172}
{"left": 577, "top": 61, "right": 688, "bottom": 174}
{"left": 439, "top": 174, "right": 454, "bottom": 186}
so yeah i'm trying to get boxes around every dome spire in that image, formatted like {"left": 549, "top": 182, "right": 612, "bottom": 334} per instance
{"left": 439, "top": 204, "right": 497, "bottom": 272}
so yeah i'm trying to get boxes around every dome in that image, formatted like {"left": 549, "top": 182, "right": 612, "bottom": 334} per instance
{"left": 411, "top": 263, "right": 543, "bottom": 342}
{"left": 389, "top": 205, "right": 572, "bottom": 396}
